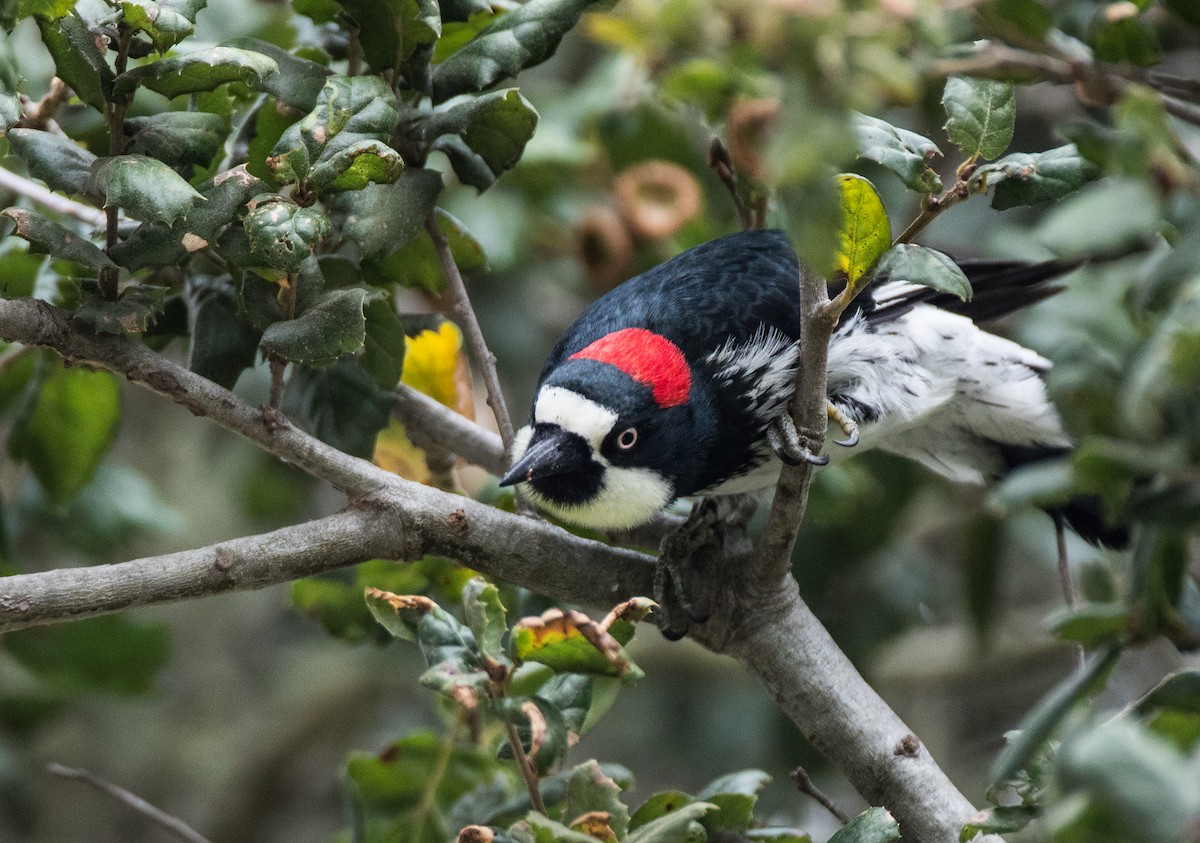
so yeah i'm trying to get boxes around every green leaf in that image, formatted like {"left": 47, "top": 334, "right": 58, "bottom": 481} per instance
{"left": 989, "top": 644, "right": 1122, "bottom": 788}
{"left": 564, "top": 760, "right": 631, "bottom": 839}
{"left": 121, "top": 0, "right": 196, "bottom": 51}
{"left": 244, "top": 196, "right": 332, "bottom": 272}
{"left": 960, "top": 804, "right": 1037, "bottom": 841}
{"left": 114, "top": 46, "right": 278, "bottom": 100}
{"left": 111, "top": 165, "right": 266, "bottom": 272}
{"left": 260, "top": 287, "right": 370, "bottom": 364}
{"left": 696, "top": 770, "right": 771, "bottom": 833}
{"left": 625, "top": 800, "right": 716, "bottom": 843}
{"left": 1163, "top": 0, "right": 1200, "bottom": 25}
{"left": 431, "top": 0, "right": 610, "bottom": 102}
{"left": 87, "top": 155, "right": 206, "bottom": 224}
{"left": 971, "top": 144, "right": 1102, "bottom": 210}
{"left": 834, "top": 174, "right": 890, "bottom": 284}
{"left": 74, "top": 284, "right": 167, "bottom": 334}
{"left": 9, "top": 361, "right": 121, "bottom": 508}
{"left": 2, "top": 615, "right": 169, "bottom": 695}
{"left": 425, "top": 88, "right": 539, "bottom": 191}
{"left": 346, "top": 730, "right": 499, "bottom": 814}
{"left": 366, "top": 208, "right": 486, "bottom": 292}
{"left": 1038, "top": 178, "right": 1162, "bottom": 259}
{"left": 360, "top": 295, "right": 407, "bottom": 389}
{"left": 827, "top": 808, "right": 901, "bottom": 843}
{"left": 292, "top": 560, "right": 430, "bottom": 644}
{"left": 186, "top": 276, "right": 263, "bottom": 388}
{"left": 334, "top": 0, "right": 441, "bottom": 74}
{"left": 942, "top": 76, "right": 1015, "bottom": 160}
{"left": 306, "top": 139, "right": 405, "bottom": 194}
{"left": 222, "top": 36, "right": 331, "bottom": 111}
{"left": 629, "top": 792, "right": 695, "bottom": 831}
{"left": 36, "top": 12, "right": 113, "bottom": 111}
{"left": 981, "top": 0, "right": 1052, "bottom": 38}
{"left": 1089, "top": 12, "right": 1160, "bottom": 67}
{"left": 1055, "top": 719, "right": 1200, "bottom": 842}
{"left": 539, "top": 672, "right": 594, "bottom": 737}
{"left": 20, "top": 0, "right": 77, "bottom": 19}
{"left": 6, "top": 128, "right": 98, "bottom": 196}
{"left": 745, "top": 830, "right": 812, "bottom": 843}
{"left": 0, "top": 209, "right": 115, "bottom": 272}
{"left": 1135, "top": 671, "right": 1200, "bottom": 717}
{"left": 0, "top": 90, "right": 19, "bottom": 130}
{"left": 334, "top": 167, "right": 443, "bottom": 259}
{"left": 125, "top": 111, "right": 227, "bottom": 172}
{"left": 851, "top": 113, "right": 942, "bottom": 194}
{"left": 1046, "top": 603, "right": 1128, "bottom": 648}
{"left": 871, "top": 244, "right": 972, "bottom": 301}
{"left": 520, "top": 810, "right": 610, "bottom": 843}
{"left": 462, "top": 577, "right": 508, "bottom": 663}
{"left": 511, "top": 609, "right": 644, "bottom": 682}
{"left": 282, "top": 357, "right": 393, "bottom": 458}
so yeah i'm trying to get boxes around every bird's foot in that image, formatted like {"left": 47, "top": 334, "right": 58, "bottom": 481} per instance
{"left": 768, "top": 414, "right": 829, "bottom": 466}
{"left": 827, "top": 401, "right": 859, "bottom": 448}
{"left": 654, "top": 498, "right": 722, "bottom": 639}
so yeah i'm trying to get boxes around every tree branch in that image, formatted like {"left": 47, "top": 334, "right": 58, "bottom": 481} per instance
{"left": 0, "top": 166, "right": 107, "bottom": 228}
{"left": 427, "top": 215, "right": 516, "bottom": 454}
{"left": 47, "top": 763, "right": 214, "bottom": 843}
{"left": 0, "top": 297, "right": 994, "bottom": 842}
{"left": 393, "top": 381, "right": 506, "bottom": 476}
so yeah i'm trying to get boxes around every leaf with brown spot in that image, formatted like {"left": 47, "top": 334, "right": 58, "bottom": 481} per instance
{"left": 521, "top": 699, "right": 548, "bottom": 757}
{"left": 511, "top": 608, "right": 644, "bottom": 682}
{"left": 364, "top": 587, "right": 436, "bottom": 640}
{"left": 571, "top": 811, "right": 617, "bottom": 843}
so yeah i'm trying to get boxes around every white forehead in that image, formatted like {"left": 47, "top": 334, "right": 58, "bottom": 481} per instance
{"left": 535, "top": 386, "right": 617, "bottom": 444}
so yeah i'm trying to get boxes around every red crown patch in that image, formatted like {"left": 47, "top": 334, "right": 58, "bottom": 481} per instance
{"left": 569, "top": 328, "right": 691, "bottom": 408}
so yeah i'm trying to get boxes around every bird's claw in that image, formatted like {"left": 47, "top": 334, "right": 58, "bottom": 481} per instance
{"left": 654, "top": 499, "right": 721, "bottom": 638}
{"left": 768, "top": 415, "right": 829, "bottom": 467}
{"left": 827, "top": 402, "right": 860, "bottom": 448}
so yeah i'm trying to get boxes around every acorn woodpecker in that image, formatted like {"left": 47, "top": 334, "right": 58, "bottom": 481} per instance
{"left": 500, "top": 228, "right": 1125, "bottom": 548}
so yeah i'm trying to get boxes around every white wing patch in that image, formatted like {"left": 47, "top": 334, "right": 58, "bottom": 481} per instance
{"left": 706, "top": 325, "right": 799, "bottom": 421}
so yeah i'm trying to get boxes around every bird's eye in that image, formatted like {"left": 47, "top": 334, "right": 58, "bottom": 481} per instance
{"left": 616, "top": 427, "right": 638, "bottom": 450}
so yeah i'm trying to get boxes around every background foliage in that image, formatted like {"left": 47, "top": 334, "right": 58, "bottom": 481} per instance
{"left": 0, "top": 0, "right": 1198, "bottom": 841}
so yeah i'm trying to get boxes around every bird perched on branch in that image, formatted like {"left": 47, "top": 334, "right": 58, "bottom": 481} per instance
{"left": 500, "top": 228, "right": 1126, "bottom": 550}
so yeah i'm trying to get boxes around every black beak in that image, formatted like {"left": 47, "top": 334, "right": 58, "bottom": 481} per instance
{"left": 499, "top": 426, "right": 591, "bottom": 487}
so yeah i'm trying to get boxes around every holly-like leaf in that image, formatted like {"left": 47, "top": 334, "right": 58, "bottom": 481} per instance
{"left": 74, "top": 285, "right": 167, "bottom": 334}
{"left": 624, "top": 800, "right": 716, "bottom": 843}
{"left": 989, "top": 644, "right": 1122, "bottom": 788}
{"left": 431, "top": 0, "right": 610, "bottom": 102}
{"left": 2, "top": 615, "right": 168, "bottom": 695}
{"left": 367, "top": 208, "right": 486, "bottom": 292}
{"left": 36, "top": 12, "right": 113, "bottom": 111}
{"left": 834, "top": 174, "right": 890, "bottom": 284}
{"left": 1, "top": 209, "right": 115, "bottom": 272}
{"left": 121, "top": 0, "right": 196, "bottom": 52}
{"left": 283, "top": 357, "right": 394, "bottom": 458}
{"left": 1046, "top": 602, "right": 1128, "bottom": 648}
{"left": 268, "top": 75, "right": 401, "bottom": 192}
{"left": 696, "top": 770, "right": 771, "bottom": 834}
{"left": 871, "top": 244, "right": 972, "bottom": 301}
{"left": 334, "top": 0, "right": 441, "bottom": 74}
{"left": 9, "top": 361, "right": 121, "bottom": 509}
{"left": 346, "top": 730, "right": 500, "bottom": 814}
{"left": 364, "top": 587, "right": 439, "bottom": 641}
{"left": 564, "top": 760, "right": 631, "bottom": 839}
{"left": 851, "top": 113, "right": 942, "bottom": 194}
{"left": 360, "top": 295, "right": 408, "bottom": 390}
{"left": 221, "top": 37, "right": 331, "bottom": 111}
{"left": 7, "top": 128, "right": 99, "bottom": 196}
{"left": 111, "top": 165, "right": 265, "bottom": 271}
{"left": 828, "top": 808, "right": 901, "bottom": 843}
{"left": 114, "top": 46, "right": 278, "bottom": 100}
{"left": 244, "top": 196, "right": 332, "bottom": 272}
{"left": 306, "top": 139, "right": 405, "bottom": 193}
{"left": 87, "top": 155, "right": 206, "bottom": 224}
{"left": 260, "top": 287, "right": 371, "bottom": 364}
{"left": 462, "top": 577, "right": 508, "bottom": 663}
{"left": 520, "top": 810, "right": 611, "bottom": 843}
{"left": 942, "top": 76, "right": 1015, "bottom": 161}
{"left": 335, "top": 167, "right": 443, "bottom": 259}
{"left": 970, "top": 144, "right": 1102, "bottom": 210}
{"left": 126, "top": 111, "right": 227, "bottom": 172}
{"left": 425, "top": 88, "right": 539, "bottom": 191}
{"left": 511, "top": 608, "right": 644, "bottom": 682}
{"left": 185, "top": 276, "right": 262, "bottom": 388}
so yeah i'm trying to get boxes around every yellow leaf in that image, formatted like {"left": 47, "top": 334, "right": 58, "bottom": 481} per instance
{"left": 372, "top": 418, "right": 432, "bottom": 484}
{"left": 402, "top": 321, "right": 474, "bottom": 417}
{"left": 834, "top": 173, "right": 890, "bottom": 285}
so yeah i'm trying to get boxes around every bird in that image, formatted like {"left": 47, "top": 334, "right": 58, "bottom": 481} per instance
{"left": 499, "top": 228, "right": 1127, "bottom": 549}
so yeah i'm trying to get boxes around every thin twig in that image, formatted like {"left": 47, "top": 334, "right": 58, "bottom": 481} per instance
{"left": 23, "top": 77, "right": 71, "bottom": 129}
{"left": 47, "top": 763, "right": 214, "bottom": 843}
{"left": 1055, "top": 520, "right": 1086, "bottom": 671}
{"left": 708, "top": 137, "right": 753, "bottom": 232}
{"left": 503, "top": 719, "right": 547, "bottom": 814}
{"left": 0, "top": 167, "right": 107, "bottom": 228}
{"left": 790, "top": 766, "right": 849, "bottom": 824}
{"left": 426, "top": 215, "right": 515, "bottom": 454}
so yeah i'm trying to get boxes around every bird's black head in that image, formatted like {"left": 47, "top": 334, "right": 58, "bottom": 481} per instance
{"left": 501, "top": 328, "right": 714, "bottom": 529}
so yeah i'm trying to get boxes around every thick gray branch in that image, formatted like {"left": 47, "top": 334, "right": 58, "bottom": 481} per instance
{"left": 0, "top": 296, "right": 991, "bottom": 841}
{"left": 393, "top": 382, "right": 506, "bottom": 476}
